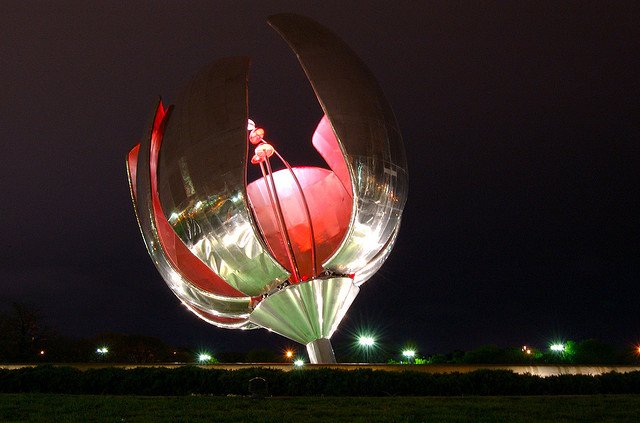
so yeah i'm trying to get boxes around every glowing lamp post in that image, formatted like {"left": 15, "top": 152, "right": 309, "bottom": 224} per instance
{"left": 96, "top": 346, "right": 109, "bottom": 361}
{"left": 126, "top": 14, "right": 407, "bottom": 364}
{"left": 198, "top": 353, "right": 213, "bottom": 364}
{"left": 402, "top": 349, "right": 416, "bottom": 363}
{"left": 358, "top": 336, "right": 376, "bottom": 348}
{"left": 356, "top": 335, "right": 377, "bottom": 362}
{"left": 550, "top": 344, "right": 565, "bottom": 352}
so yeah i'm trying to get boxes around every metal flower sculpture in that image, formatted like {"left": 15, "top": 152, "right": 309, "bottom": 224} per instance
{"left": 126, "top": 14, "right": 408, "bottom": 363}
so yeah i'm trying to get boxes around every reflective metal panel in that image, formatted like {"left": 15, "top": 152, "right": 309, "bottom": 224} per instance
{"left": 306, "top": 338, "right": 337, "bottom": 364}
{"left": 156, "top": 57, "right": 289, "bottom": 296}
{"left": 352, "top": 221, "right": 400, "bottom": 286}
{"left": 268, "top": 14, "right": 409, "bottom": 276}
{"left": 184, "top": 302, "right": 257, "bottom": 330}
{"left": 127, "top": 101, "right": 253, "bottom": 324}
{"left": 249, "top": 277, "right": 359, "bottom": 345}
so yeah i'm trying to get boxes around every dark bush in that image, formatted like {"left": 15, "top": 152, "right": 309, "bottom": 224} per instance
{"left": 1, "top": 366, "right": 640, "bottom": 396}
{"left": 0, "top": 365, "right": 81, "bottom": 393}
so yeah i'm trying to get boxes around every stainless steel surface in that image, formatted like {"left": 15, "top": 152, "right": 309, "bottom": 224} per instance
{"left": 353, "top": 220, "right": 400, "bottom": 286}
{"left": 249, "top": 277, "right": 359, "bottom": 345}
{"left": 127, "top": 101, "right": 253, "bottom": 327}
{"left": 268, "top": 14, "right": 409, "bottom": 276}
{"left": 128, "top": 15, "right": 409, "bottom": 351}
{"left": 156, "top": 57, "right": 289, "bottom": 296}
{"left": 306, "top": 338, "right": 337, "bottom": 364}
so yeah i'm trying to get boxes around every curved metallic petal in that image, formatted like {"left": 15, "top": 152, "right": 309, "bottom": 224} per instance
{"left": 156, "top": 57, "right": 289, "bottom": 296}
{"left": 183, "top": 302, "right": 257, "bottom": 330}
{"left": 249, "top": 277, "right": 359, "bottom": 345}
{"left": 352, "top": 220, "right": 400, "bottom": 287}
{"left": 269, "top": 14, "right": 409, "bottom": 275}
{"left": 127, "top": 100, "right": 253, "bottom": 322}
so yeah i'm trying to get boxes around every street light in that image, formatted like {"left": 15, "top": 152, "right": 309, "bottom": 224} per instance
{"left": 402, "top": 349, "right": 416, "bottom": 359}
{"left": 198, "top": 353, "right": 213, "bottom": 363}
{"left": 550, "top": 343, "right": 565, "bottom": 352}
{"left": 356, "top": 334, "right": 377, "bottom": 363}
{"left": 358, "top": 335, "right": 375, "bottom": 347}
{"left": 293, "top": 359, "right": 305, "bottom": 367}
{"left": 96, "top": 347, "right": 109, "bottom": 355}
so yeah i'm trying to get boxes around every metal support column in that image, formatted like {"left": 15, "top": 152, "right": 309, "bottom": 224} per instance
{"left": 306, "top": 338, "right": 337, "bottom": 364}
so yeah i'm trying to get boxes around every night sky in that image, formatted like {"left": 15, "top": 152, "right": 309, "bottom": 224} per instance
{"left": 2, "top": 1, "right": 638, "bottom": 356}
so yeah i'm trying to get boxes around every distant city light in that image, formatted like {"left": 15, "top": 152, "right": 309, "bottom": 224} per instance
{"left": 293, "top": 359, "right": 304, "bottom": 367}
{"left": 198, "top": 353, "right": 212, "bottom": 363}
{"left": 402, "top": 349, "right": 416, "bottom": 359}
{"left": 358, "top": 335, "right": 376, "bottom": 347}
{"left": 522, "top": 345, "right": 532, "bottom": 355}
{"left": 39, "top": 350, "right": 45, "bottom": 356}
{"left": 550, "top": 343, "right": 565, "bottom": 352}
{"left": 96, "top": 347, "right": 109, "bottom": 354}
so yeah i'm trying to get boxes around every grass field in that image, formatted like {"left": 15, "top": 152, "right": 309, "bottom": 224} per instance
{"left": 1, "top": 394, "right": 639, "bottom": 422}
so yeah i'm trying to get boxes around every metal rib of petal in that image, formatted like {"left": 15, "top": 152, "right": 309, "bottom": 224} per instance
{"left": 268, "top": 14, "right": 409, "bottom": 275}
{"left": 128, "top": 100, "right": 253, "bottom": 321}
{"left": 249, "top": 277, "right": 359, "bottom": 345}
{"left": 156, "top": 57, "right": 289, "bottom": 296}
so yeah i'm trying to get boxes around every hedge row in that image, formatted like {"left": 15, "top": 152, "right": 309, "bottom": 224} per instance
{"left": 1, "top": 366, "right": 640, "bottom": 396}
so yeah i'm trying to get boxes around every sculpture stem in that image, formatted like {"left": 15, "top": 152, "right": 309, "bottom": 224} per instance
{"left": 306, "top": 338, "right": 337, "bottom": 364}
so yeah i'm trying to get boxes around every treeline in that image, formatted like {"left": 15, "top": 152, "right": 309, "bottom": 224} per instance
{"left": 0, "top": 303, "right": 177, "bottom": 363}
{"left": 409, "top": 340, "right": 639, "bottom": 365}
{"left": 0, "top": 303, "right": 288, "bottom": 363}
{"left": 1, "top": 366, "right": 640, "bottom": 396}
{"left": 2, "top": 302, "right": 638, "bottom": 364}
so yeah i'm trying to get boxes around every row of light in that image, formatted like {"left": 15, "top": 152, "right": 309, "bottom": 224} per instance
{"left": 78, "top": 342, "right": 640, "bottom": 363}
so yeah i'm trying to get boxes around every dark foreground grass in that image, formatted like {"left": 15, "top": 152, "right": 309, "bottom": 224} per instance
{"left": 1, "top": 394, "right": 639, "bottom": 422}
